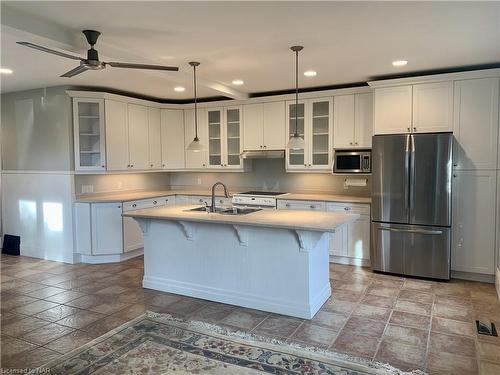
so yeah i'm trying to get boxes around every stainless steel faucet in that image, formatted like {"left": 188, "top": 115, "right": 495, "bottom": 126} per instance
{"left": 211, "top": 182, "right": 230, "bottom": 212}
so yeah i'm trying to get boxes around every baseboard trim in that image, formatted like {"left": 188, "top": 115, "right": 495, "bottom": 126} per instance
{"left": 80, "top": 248, "right": 143, "bottom": 264}
{"left": 330, "top": 255, "right": 370, "bottom": 267}
{"left": 451, "top": 270, "right": 495, "bottom": 283}
{"left": 143, "top": 275, "right": 330, "bottom": 319}
{"left": 495, "top": 267, "right": 500, "bottom": 300}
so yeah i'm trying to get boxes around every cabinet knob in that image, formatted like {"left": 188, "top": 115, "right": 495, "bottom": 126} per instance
{"left": 308, "top": 164, "right": 312, "bottom": 167}
{"left": 355, "top": 142, "right": 358, "bottom": 145}
{"left": 260, "top": 145, "right": 263, "bottom": 148}
{"left": 263, "top": 145, "right": 267, "bottom": 148}
{"left": 407, "top": 127, "right": 410, "bottom": 132}
{"left": 310, "top": 205, "right": 316, "bottom": 209}
{"left": 220, "top": 164, "right": 224, "bottom": 166}
{"left": 344, "top": 207, "right": 351, "bottom": 211}
{"left": 285, "top": 203, "right": 291, "bottom": 207}
{"left": 153, "top": 201, "right": 157, "bottom": 205}
{"left": 413, "top": 127, "right": 417, "bottom": 132}
{"left": 150, "top": 164, "right": 154, "bottom": 167}
{"left": 162, "top": 164, "right": 165, "bottom": 167}
{"left": 304, "top": 164, "right": 307, "bottom": 166}
{"left": 132, "top": 204, "right": 137, "bottom": 207}
{"left": 202, "top": 164, "right": 206, "bottom": 167}
{"left": 349, "top": 142, "right": 353, "bottom": 145}
{"left": 101, "top": 165, "right": 105, "bottom": 168}
{"left": 165, "top": 199, "right": 169, "bottom": 202}
{"left": 118, "top": 205, "right": 121, "bottom": 209}
{"left": 453, "top": 163, "right": 458, "bottom": 167}
{"left": 224, "top": 164, "right": 227, "bottom": 167}
{"left": 131, "top": 164, "right": 134, "bottom": 167}
{"left": 453, "top": 174, "right": 457, "bottom": 178}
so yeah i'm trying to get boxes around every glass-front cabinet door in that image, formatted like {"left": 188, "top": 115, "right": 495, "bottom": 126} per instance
{"left": 310, "top": 98, "right": 332, "bottom": 169}
{"left": 286, "top": 101, "right": 306, "bottom": 169}
{"left": 207, "top": 108, "right": 223, "bottom": 167}
{"left": 224, "top": 107, "right": 242, "bottom": 168}
{"left": 286, "top": 98, "right": 332, "bottom": 171}
{"left": 73, "top": 98, "right": 105, "bottom": 172}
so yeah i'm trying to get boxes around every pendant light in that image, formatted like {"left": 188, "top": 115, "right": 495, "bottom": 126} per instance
{"left": 187, "top": 61, "right": 204, "bottom": 152}
{"left": 286, "top": 45, "right": 305, "bottom": 150}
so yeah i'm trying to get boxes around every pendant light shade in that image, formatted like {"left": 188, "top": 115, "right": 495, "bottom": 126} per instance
{"left": 286, "top": 45, "right": 305, "bottom": 150}
{"left": 187, "top": 61, "right": 204, "bottom": 152}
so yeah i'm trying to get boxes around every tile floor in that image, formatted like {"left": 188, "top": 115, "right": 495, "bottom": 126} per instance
{"left": 1, "top": 254, "right": 499, "bottom": 374}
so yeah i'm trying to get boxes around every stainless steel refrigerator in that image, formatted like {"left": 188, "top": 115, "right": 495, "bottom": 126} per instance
{"left": 371, "top": 133, "right": 453, "bottom": 280}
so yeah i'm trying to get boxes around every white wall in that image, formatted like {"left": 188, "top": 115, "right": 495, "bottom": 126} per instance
{"left": 2, "top": 171, "right": 76, "bottom": 263}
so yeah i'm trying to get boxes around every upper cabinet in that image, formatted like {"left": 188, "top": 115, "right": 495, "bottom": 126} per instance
{"left": 453, "top": 78, "right": 499, "bottom": 170}
{"left": 148, "top": 107, "right": 162, "bottom": 169}
{"left": 286, "top": 97, "right": 333, "bottom": 171}
{"left": 127, "top": 104, "right": 150, "bottom": 170}
{"left": 105, "top": 99, "right": 129, "bottom": 171}
{"left": 243, "top": 101, "right": 286, "bottom": 150}
{"left": 206, "top": 106, "right": 243, "bottom": 169}
{"left": 184, "top": 108, "right": 208, "bottom": 169}
{"left": 333, "top": 93, "right": 373, "bottom": 149}
{"left": 161, "top": 109, "right": 185, "bottom": 170}
{"left": 73, "top": 98, "right": 106, "bottom": 172}
{"left": 373, "top": 82, "right": 453, "bottom": 135}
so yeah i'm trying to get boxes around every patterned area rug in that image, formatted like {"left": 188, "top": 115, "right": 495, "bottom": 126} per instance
{"left": 35, "top": 312, "right": 419, "bottom": 375}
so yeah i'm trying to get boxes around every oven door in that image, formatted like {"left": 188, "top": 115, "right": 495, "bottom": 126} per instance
{"left": 333, "top": 152, "right": 363, "bottom": 173}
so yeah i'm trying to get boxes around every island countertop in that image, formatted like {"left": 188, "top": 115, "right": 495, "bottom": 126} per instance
{"left": 123, "top": 204, "right": 359, "bottom": 232}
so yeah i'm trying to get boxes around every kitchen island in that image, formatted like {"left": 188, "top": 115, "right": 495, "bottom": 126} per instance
{"left": 123, "top": 205, "right": 358, "bottom": 319}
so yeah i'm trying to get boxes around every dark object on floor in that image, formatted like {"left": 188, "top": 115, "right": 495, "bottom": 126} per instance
{"left": 476, "top": 319, "right": 498, "bottom": 336}
{"left": 2, "top": 234, "right": 20, "bottom": 256}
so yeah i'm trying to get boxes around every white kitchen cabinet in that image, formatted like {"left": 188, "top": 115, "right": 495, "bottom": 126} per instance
{"left": 161, "top": 109, "right": 185, "bottom": 169}
{"left": 105, "top": 99, "right": 129, "bottom": 171}
{"left": 243, "top": 101, "right": 286, "bottom": 150}
{"left": 91, "top": 203, "right": 124, "bottom": 255}
{"left": 452, "top": 170, "right": 496, "bottom": 275}
{"left": 333, "top": 93, "right": 373, "bottom": 149}
{"left": 184, "top": 108, "right": 208, "bottom": 169}
{"left": 286, "top": 98, "right": 333, "bottom": 171}
{"left": 453, "top": 78, "right": 499, "bottom": 170}
{"left": 277, "top": 200, "right": 326, "bottom": 211}
{"left": 127, "top": 104, "right": 150, "bottom": 170}
{"left": 412, "top": 81, "right": 453, "bottom": 133}
{"left": 207, "top": 107, "right": 243, "bottom": 169}
{"left": 148, "top": 107, "right": 162, "bottom": 169}
{"left": 73, "top": 98, "right": 106, "bottom": 172}
{"left": 374, "top": 85, "right": 413, "bottom": 134}
{"left": 326, "top": 202, "right": 370, "bottom": 261}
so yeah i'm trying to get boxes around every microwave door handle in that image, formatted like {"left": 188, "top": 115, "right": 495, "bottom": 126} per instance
{"left": 332, "top": 150, "right": 335, "bottom": 172}
{"left": 404, "top": 135, "right": 411, "bottom": 214}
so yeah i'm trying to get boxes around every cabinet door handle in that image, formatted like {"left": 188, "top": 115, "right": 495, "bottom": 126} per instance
{"left": 344, "top": 207, "right": 351, "bottom": 211}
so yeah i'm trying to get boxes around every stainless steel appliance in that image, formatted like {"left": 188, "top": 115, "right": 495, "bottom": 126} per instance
{"left": 232, "top": 191, "right": 288, "bottom": 208}
{"left": 371, "top": 133, "right": 453, "bottom": 280}
{"left": 333, "top": 150, "right": 371, "bottom": 174}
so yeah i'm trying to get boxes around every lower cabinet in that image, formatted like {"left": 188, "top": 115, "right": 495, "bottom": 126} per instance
{"left": 452, "top": 170, "right": 496, "bottom": 275}
{"left": 326, "top": 202, "right": 371, "bottom": 262}
{"left": 277, "top": 199, "right": 370, "bottom": 264}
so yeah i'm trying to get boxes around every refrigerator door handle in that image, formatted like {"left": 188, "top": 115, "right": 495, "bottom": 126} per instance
{"left": 409, "top": 134, "right": 416, "bottom": 216}
{"left": 404, "top": 135, "right": 411, "bottom": 214}
{"left": 377, "top": 226, "right": 443, "bottom": 235}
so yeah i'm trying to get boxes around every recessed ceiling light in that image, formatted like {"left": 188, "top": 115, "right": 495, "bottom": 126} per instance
{"left": 392, "top": 60, "right": 408, "bottom": 67}
{"left": 174, "top": 86, "right": 185, "bottom": 92}
{"left": 304, "top": 70, "right": 317, "bottom": 77}
{"left": 232, "top": 79, "right": 244, "bottom": 85}
{"left": 0, "top": 68, "right": 13, "bottom": 74}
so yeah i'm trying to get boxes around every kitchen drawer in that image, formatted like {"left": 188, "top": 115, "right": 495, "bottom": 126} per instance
{"left": 123, "top": 196, "right": 173, "bottom": 212}
{"left": 190, "top": 195, "right": 231, "bottom": 206}
{"left": 277, "top": 200, "right": 326, "bottom": 211}
{"left": 326, "top": 202, "right": 370, "bottom": 215}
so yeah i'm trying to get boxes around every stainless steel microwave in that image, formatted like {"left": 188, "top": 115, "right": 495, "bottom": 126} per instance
{"left": 333, "top": 150, "right": 371, "bottom": 173}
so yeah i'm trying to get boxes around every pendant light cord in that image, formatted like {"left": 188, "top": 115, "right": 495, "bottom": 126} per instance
{"left": 295, "top": 48, "right": 299, "bottom": 136}
{"left": 193, "top": 64, "right": 198, "bottom": 140}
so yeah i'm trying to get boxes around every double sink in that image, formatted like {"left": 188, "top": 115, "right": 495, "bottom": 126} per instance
{"left": 185, "top": 206, "right": 262, "bottom": 216}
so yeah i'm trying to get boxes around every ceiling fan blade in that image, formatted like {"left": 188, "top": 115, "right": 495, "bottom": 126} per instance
{"left": 107, "top": 62, "right": 179, "bottom": 71}
{"left": 60, "top": 65, "right": 89, "bottom": 78}
{"left": 17, "top": 42, "right": 84, "bottom": 61}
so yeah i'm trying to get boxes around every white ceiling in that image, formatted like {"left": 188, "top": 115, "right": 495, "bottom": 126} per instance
{"left": 1, "top": 1, "right": 499, "bottom": 100}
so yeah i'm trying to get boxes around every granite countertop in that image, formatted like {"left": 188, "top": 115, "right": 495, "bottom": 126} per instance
{"left": 75, "top": 188, "right": 371, "bottom": 204}
{"left": 122, "top": 204, "right": 359, "bottom": 232}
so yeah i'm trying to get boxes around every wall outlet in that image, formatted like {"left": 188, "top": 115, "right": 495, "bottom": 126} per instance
{"left": 82, "top": 185, "right": 94, "bottom": 194}
{"left": 197, "top": 177, "right": 202, "bottom": 185}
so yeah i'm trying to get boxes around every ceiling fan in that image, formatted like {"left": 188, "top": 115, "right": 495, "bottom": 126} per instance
{"left": 16, "top": 30, "right": 179, "bottom": 77}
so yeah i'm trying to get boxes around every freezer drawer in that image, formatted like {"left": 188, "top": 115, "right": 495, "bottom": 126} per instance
{"left": 371, "top": 222, "right": 450, "bottom": 280}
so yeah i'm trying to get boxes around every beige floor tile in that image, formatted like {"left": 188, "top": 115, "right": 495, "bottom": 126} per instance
{"left": 340, "top": 316, "right": 386, "bottom": 338}
{"left": 384, "top": 324, "right": 428, "bottom": 347}
{"left": 43, "top": 290, "right": 87, "bottom": 304}
{"left": 433, "top": 302, "right": 474, "bottom": 322}
{"left": 219, "top": 308, "right": 269, "bottom": 331}
{"left": 375, "top": 339, "right": 426, "bottom": 368}
{"left": 2, "top": 346, "right": 61, "bottom": 369}
{"left": 360, "top": 294, "right": 396, "bottom": 309}
{"left": 0, "top": 335, "right": 38, "bottom": 358}
{"left": 480, "top": 361, "right": 500, "bottom": 375}
{"left": 252, "top": 315, "right": 303, "bottom": 338}
{"left": 311, "top": 310, "right": 348, "bottom": 329}
{"left": 477, "top": 341, "right": 500, "bottom": 363}
{"left": 426, "top": 351, "right": 478, "bottom": 375}
{"left": 398, "top": 289, "right": 434, "bottom": 304}
{"left": 56, "top": 309, "right": 105, "bottom": 329}
{"left": 79, "top": 315, "right": 128, "bottom": 337}
{"left": 331, "top": 331, "right": 379, "bottom": 359}
{"left": 45, "top": 330, "right": 98, "bottom": 354}
{"left": 431, "top": 316, "right": 476, "bottom": 337}
{"left": 389, "top": 310, "right": 430, "bottom": 330}
{"left": 290, "top": 322, "right": 338, "bottom": 348}
{"left": 352, "top": 304, "right": 391, "bottom": 322}
{"left": 366, "top": 285, "right": 401, "bottom": 298}
{"left": 403, "top": 279, "right": 435, "bottom": 292}
{"left": 321, "top": 298, "right": 357, "bottom": 315}
{"left": 2, "top": 316, "right": 51, "bottom": 337}
{"left": 20, "top": 322, "right": 75, "bottom": 345}
{"left": 429, "top": 331, "right": 476, "bottom": 357}
{"left": 394, "top": 299, "right": 432, "bottom": 316}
